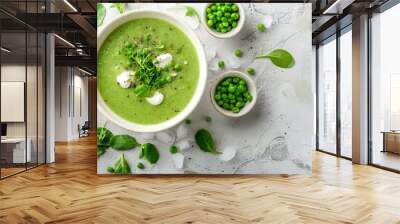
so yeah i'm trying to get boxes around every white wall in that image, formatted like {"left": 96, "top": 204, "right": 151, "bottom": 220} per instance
{"left": 54, "top": 67, "right": 89, "bottom": 141}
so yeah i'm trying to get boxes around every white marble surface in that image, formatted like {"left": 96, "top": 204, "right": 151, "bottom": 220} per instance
{"left": 97, "top": 3, "right": 314, "bottom": 174}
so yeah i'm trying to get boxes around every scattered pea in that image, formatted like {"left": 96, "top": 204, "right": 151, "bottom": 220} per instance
{"left": 185, "top": 118, "right": 192, "bottom": 125}
{"left": 137, "top": 162, "right": 145, "bottom": 169}
{"left": 234, "top": 49, "right": 242, "bottom": 57}
{"left": 218, "top": 60, "right": 225, "bottom": 69}
{"left": 174, "top": 63, "right": 182, "bottom": 72}
{"left": 169, "top": 145, "right": 178, "bottom": 154}
{"left": 246, "top": 67, "right": 256, "bottom": 75}
{"left": 257, "top": 23, "right": 266, "bottom": 32}
{"left": 107, "top": 166, "right": 115, "bottom": 173}
{"left": 205, "top": 116, "right": 212, "bottom": 123}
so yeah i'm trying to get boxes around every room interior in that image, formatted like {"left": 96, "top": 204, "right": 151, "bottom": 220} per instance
{"left": 0, "top": 0, "right": 399, "bottom": 222}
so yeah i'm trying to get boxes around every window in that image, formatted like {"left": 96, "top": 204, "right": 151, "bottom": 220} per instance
{"left": 318, "top": 36, "right": 337, "bottom": 154}
{"left": 340, "top": 28, "right": 352, "bottom": 158}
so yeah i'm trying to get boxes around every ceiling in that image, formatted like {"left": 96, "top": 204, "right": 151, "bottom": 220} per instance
{"left": 0, "top": 0, "right": 393, "bottom": 74}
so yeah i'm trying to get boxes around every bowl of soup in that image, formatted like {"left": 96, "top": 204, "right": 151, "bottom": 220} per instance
{"left": 97, "top": 10, "right": 207, "bottom": 132}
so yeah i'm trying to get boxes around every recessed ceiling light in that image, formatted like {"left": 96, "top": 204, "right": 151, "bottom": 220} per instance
{"left": 63, "top": 0, "right": 78, "bottom": 12}
{"left": 54, "top": 34, "right": 75, "bottom": 48}
{"left": 77, "top": 67, "right": 92, "bottom": 76}
{"left": 1, "top": 47, "right": 11, "bottom": 53}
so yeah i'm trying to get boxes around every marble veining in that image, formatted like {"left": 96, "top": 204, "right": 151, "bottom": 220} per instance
{"left": 98, "top": 3, "right": 314, "bottom": 175}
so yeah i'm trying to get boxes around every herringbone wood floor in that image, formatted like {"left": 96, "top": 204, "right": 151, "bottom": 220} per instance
{"left": 1, "top": 136, "right": 400, "bottom": 224}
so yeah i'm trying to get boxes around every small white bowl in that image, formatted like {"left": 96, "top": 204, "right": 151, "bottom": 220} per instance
{"left": 210, "top": 71, "right": 257, "bottom": 117}
{"left": 97, "top": 10, "right": 208, "bottom": 133}
{"left": 202, "top": 3, "right": 245, "bottom": 39}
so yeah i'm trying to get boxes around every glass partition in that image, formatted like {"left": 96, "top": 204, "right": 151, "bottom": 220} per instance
{"left": 0, "top": 1, "right": 46, "bottom": 179}
{"left": 370, "top": 3, "right": 400, "bottom": 171}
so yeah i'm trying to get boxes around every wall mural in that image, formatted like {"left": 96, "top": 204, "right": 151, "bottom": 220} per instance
{"left": 97, "top": 3, "right": 313, "bottom": 174}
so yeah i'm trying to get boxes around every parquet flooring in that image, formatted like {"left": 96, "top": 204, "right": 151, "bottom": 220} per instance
{"left": 0, "top": 135, "right": 400, "bottom": 224}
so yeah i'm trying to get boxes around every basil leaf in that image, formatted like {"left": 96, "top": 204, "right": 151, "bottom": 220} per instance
{"left": 256, "top": 49, "right": 295, "bottom": 69}
{"left": 195, "top": 129, "right": 218, "bottom": 154}
{"left": 112, "top": 153, "right": 131, "bottom": 174}
{"left": 133, "top": 84, "right": 150, "bottom": 97}
{"left": 140, "top": 143, "right": 160, "bottom": 164}
{"left": 97, "top": 3, "right": 106, "bottom": 27}
{"left": 111, "top": 3, "right": 125, "bottom": 14}
{"left": 110, "top": 135, "right": 139, "bottom": 150}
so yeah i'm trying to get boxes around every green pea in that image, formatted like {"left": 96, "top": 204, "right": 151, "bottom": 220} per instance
{"left": 232, "top": 4, "right": 239, "bottom": 11}
{"left": 237, "top": 85, "right": 246, "bottom": 93}
{"left": 246, "top": 67, "right": 256, "bottom": 75}
{"left": 174, "top": 63, "right": 182, "bottom": 71}
{"left": 257, "top": 23, "right": 266, "bottom": 32}
{"left": 239, "top": 80, "right": 246, "bottom": 85}
{"left": 211, "top": 5, "right": 217, "bottom": 11}
{"left": 169, "top": 145, "right": 178, "bottom": 154}
{"left": 221, "top": 86, "right": 227, "bottom": 92}
{"left": 232, "top": 22, "right": 237, "bottom": 28}
{"left": 206, "top": 8, "right": 211, "bottom": 13}
{"left": 246, "top": 94, "right": 253, "bottom": 102}
{"left": 208, "top": 20, "right": 214, "bottom": 26}
{"left": 165, "top": 75, "right": 172, "bottom": 83}
{"left": 217, "top": 11, "right": 223, "bottom": 17}
{"left": 222, "top": 93, "right": 228, "bottom": 99}
{"left": 228, "top": 85, "right": 236, "bottom": 93}
{"left": 218, "top": 60, "right": 225, "bottom": 69}
{"left": 232, "top": 107, "right": 240, "bottom": 113}
{"left": 137, "top": 162, "right": 145, "bottom": 169}
{"left": 214, "top": 94, "right": 221, "bottom": 100}
{"left": 234, "top": 49, "right": 242, "bottom": 57}
{"left": 226, "top": 77, "right": 232, "bottom": 83}
{"left": 223, "top": 103, "right": 230, "bottom": 109}
{"left": 217, "top": 100, "right": 224, "bottom": 106}
{"left": 228, "top": 94, "right": 235, "bottom": 100}
{"left": 107, "top": 166, "right": 115, "bottom": 173}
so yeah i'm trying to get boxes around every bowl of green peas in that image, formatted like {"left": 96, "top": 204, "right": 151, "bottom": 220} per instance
{"left": 210, "top": 71, "right": 257, "bottom": 117}
{"left": 203, "top": 3, "right": 245, "bottom": 39}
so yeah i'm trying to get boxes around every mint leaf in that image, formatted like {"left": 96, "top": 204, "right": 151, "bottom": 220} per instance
{"left": 140, "top": 143, "right": 160, "bottom": 164}
{"left": 195, "top": 129, "right": 218, "bottom": 154}
{"left": 110, "top": 135, "right": 139, "bottom": 150}
{"left": 112, "top": 153, "right": 131, "bottom": 174}
{"left": 256, "top": 49, "right": 295, "bottom": 69}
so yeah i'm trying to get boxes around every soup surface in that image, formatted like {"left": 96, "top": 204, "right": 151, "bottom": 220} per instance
{"left": 98, "top": 18, "right": 200, "bottom": 124}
